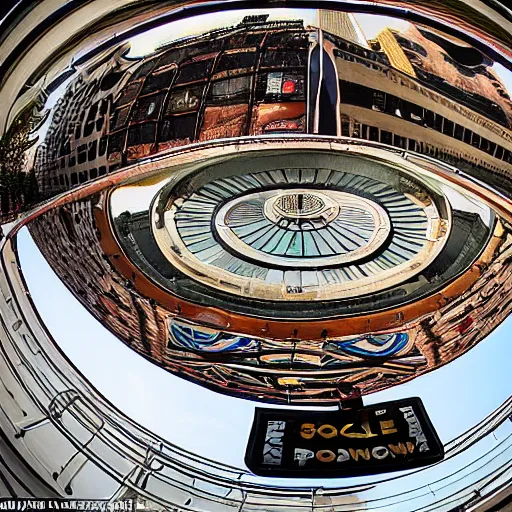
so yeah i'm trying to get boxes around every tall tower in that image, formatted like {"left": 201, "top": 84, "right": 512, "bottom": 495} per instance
{"left": 317, "top": 10, "right": 368, "bottom": 46}
{"left": 376, "top": 28, "right": 417, "bottom": 77}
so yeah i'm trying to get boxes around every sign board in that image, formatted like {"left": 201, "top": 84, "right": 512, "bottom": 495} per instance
{"left": 245, "top": 397, "right": 443, "bottom": 477}
{"left": 266, "top": 72, "right": 283, "bottom": 95}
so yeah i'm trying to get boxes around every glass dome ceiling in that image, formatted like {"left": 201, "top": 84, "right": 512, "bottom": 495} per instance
{"left": 0, "top": 0, "right": 511, "bottom": 509}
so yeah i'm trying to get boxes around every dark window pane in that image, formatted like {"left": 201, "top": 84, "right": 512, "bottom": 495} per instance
{"left": 425, "top": 110, "right": 435, "bottom": 128}
{"left": 99, "top": 136, "right": 108, "bottom": 156}
{"left": 131, "top": 94, "right": 165, "bottom": 123}
{"left": 408, "top": 103, "right": 424, "bottom": 123}
{"left": 261, "top": 49, "right": 307, "bottom": 68}
{"left": 175, "top": 59, "right": 214, "bottom": 84}
{"left": 88, "top": 140, "right": 97, "bottom": 161}
{"left": 99, "top": 97, "right": 111, "bottom": 116}
{"left": 369, "top": 126, "right": 379, "bottom": 141}
{"left": 384, "top": 94, "right": 400, "bottom": 115}
{"left": 341, "top": 119, "right": 350, "bottom": 136}
{"left": 216, "top": 52, "right": 257, "bottom": 73}
{"left": 372, "top": 91, "right": 386, "bottom": 112}
{"left": 434, "top": 114, "right": 443, "bottom": 131}
{"left": 381, "top": 131, "right": 392, "bottom": 145}
{"left": 111, "top": 106, "right": 131, "bottom": 131}
{"left": 443, "top": 119, "right": 454, "bottom": 136}
{"left": 127, "top": 122, "right": 157, "bottom": 145}
{"left": 159, "top": 114, "right": 197, "bottom": 141}
{"left": 77, "top": 144, "right": 87, "bottom": 164}
{"left": 141, "top": 68, "right": 177, "bottom": 95}
{"left": 116, "top": 81, "right": 142, "bottom": 107}
{"left": 95, "top": 116, "right": 104, "bottom": 132}
{"left": 208, "top": 76, "right": 251, "bottom": 105}
{"left": 86, "top": 103, "right": 98, "bottom": 123}
{"left": 59, "top": 141, "right": 69, "bottom": 157}
{"left": 108, "top": 131, "right": 126, "bottom": 154}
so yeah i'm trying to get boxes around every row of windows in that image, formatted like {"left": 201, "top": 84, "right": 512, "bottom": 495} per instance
{"left": 335, "top": 48, "right": 512, "bottom": 148}
{"left": 341, "top": 116, "right": 511, "bottom": 191}
{"left": 332, "top": 30, "right": 510, "bottom": 130}
{"left": 126, "top": 48, "right": 308, "bottom": 97}
{"left": 339, "top": 80, "right": 512, "bottom": 165}
{"left": 104, "top": 30, "right": 311, "bottom": 153}
{"left": 106, "top": 62, "right": 306, "bottom": 151}
{"left": 43, "top": 72, "right": 306, "bottom": 173}
{"left": 334, "top": 48, "right": 389, "bottom": 74}
{"left": 113, "top": 70, "right": 305, "bottom": 123}
{"left": 413, "top": 66, "right": 509, "bottom": 128}
{"left": 324, "top": 32, "right": 390, "bottom": 66}
{"left": 151, "top": 27, "right": 308, "bottom": 69}
{"left": 393, "top": 33, "right": 428, "bottom": 58}
{"left": 38, "top": 25, "right": 311, "bottom": 182}
{"left": 131, "top": 31, "right": 309, "bottom": 88}
{"left": 43, "top": 164, "right": 121, "bottom": 189}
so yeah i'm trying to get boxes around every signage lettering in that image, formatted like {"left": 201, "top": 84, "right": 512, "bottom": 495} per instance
{"left": 246, "top": 397, "right": 443, "bottom": 477}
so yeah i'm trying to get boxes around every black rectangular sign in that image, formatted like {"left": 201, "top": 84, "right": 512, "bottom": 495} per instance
{"left": 245, "top": 397, "right": 443, "bottom": 477}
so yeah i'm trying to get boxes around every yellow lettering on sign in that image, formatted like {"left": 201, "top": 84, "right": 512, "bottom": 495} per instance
{"left": 317, "top": 424, "right": 337, "bottom": 439}
{"left": 388, "top": 443, "right": 408, "bottom": 455}
{"left": 339, "top": 420, "right": 378, "bottom": 439}
{"left": 300, "top": 423, "right": 316, "bottom": 440}
{"left": 316, "top": 450, "right": 336, "bottom": 463}
{"left": 349, "top": 448, "right": 371, "bottom": 462}
{"left": 380, "top": 420, "right": 398, "bottom": 435}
